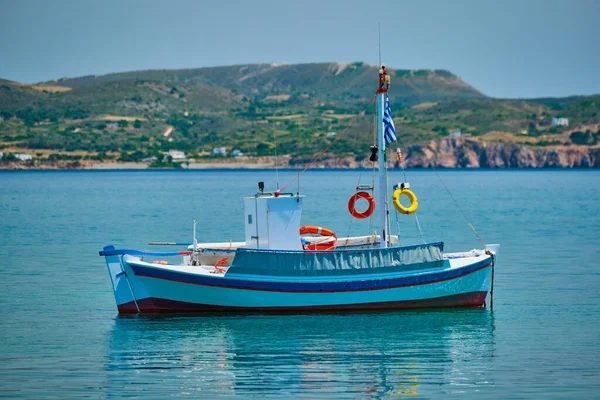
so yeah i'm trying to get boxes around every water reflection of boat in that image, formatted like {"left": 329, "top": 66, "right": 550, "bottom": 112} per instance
{"left": 105, "top": 311, "right": 495, "bottom": 397}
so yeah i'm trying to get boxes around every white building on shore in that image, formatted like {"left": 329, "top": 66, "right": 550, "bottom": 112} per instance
{"left": 15, "top": 153, "right": 33, "bottom": 161}
{"left": 212, "top": 147, "right": 227, "bottom": 156}
{"left": 552, "top": 117, "right": 569, "bottom": 127}
{"left": 167, "top": 150, "right": 186, "bottom": 161}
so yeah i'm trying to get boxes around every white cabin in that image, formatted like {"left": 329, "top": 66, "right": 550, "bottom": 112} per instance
{"left": 243, "top": 193, "right": 304, "bottom": 250}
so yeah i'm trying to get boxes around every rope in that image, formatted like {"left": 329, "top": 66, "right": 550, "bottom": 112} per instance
{"left": 397, "top": 148, "right": 425, "bottom": 243}
{"left": 400, "top": 156, "right": 408, "bottom": 182}
{"left": 383, "top": 155, "right": 392, "bottom": 246}
{"left": 394, "top": 204, "right": 401, "bottom": 243}
{"left": 278, "top": 92, "right": 378, "bottom": 193}
{"left": 345, "top": 170, "right": 364, "bottom": 244}
{"left": 412, "top": 212, "right": 426, "bottom": 244}
{"left": 434, "top": 170, "right": 486, "bottom": 247}
{"left": 273, "top": 130, "right": 280, "bottom": 189}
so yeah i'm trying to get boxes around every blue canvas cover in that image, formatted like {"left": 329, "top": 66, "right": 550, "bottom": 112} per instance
{"left": 226, "top": 242, "right": 444, "bottom": 277}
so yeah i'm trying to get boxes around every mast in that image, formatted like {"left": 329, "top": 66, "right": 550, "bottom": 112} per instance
{"left": 377, "top": 64, "right": 390, "bottom": 248}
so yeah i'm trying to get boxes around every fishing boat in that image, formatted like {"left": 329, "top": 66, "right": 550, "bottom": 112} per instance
{"left": 99, "top": 64, "right": 499, "bottom": 314}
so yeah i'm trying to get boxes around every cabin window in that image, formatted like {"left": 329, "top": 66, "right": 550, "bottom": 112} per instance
{"left": 248, "top": 214, "right": 252, "bottom": 224}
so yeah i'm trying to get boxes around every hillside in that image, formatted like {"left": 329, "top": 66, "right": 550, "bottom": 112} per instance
{"left": 0, "top": 63, "right": 599, "bottom": 168}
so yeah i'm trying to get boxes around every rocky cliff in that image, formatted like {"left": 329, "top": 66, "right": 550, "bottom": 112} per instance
{"left": 293, "top": 138, "right": 600, "bottom": 168}
{"left": 403, "top": 138, "right": 600, "bottom": 168}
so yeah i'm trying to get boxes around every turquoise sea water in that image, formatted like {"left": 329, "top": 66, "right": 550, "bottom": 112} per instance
{"left": 1, "top": 169, "right": 599, "bottom": 398}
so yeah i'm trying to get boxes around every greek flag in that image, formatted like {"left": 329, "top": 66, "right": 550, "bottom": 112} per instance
{"left": 383, "top": 94, "right": 397, "bottom": 145}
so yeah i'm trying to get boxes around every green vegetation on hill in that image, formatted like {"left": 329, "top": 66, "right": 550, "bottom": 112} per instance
{"left": 0, "top": 63, "right": 598, "bottom": 164}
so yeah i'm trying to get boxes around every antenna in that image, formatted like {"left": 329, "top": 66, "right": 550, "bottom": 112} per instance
{"left": 378, "top": 23, "right": 382, "bottom": 67}
{"left": 274, "top": 130, "right": 280, "bottom": 189}
{"left": 193, "top": 220, "right": 197, "bottom": 250}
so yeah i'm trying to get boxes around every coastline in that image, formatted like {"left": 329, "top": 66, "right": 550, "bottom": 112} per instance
{"left": 2, "top": 161, "right": 600, "bottom": 170}
{"left": 0, "top": 160, "right": 279, "bottom": 170}
{"left": 89, "top": 162, "right": 277, "bottom": 170}
{"left": 2, "top": 138, "right": 599, "bottom": 170}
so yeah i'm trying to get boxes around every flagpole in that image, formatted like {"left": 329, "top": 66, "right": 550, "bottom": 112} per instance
{"left": 377, "top": 66, "right": 388, "bottom": 249}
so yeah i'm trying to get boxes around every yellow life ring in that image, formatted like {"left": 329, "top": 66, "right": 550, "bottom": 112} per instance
{"left": 392, "top": 188, "right": 418, "bottom": 214}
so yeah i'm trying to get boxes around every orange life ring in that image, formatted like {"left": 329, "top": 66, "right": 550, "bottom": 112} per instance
{"left": 348, "top": 191, "right": 376, "bottom": 219}
{"left": 299, "top": 226, "right": 337, "bottom": 251}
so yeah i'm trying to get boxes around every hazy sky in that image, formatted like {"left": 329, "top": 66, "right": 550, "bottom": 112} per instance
{"left": 1, "top": 0, "right": 598, "bottom": 98}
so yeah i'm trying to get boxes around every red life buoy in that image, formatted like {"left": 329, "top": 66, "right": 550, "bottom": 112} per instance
{"left": 299, "top": 226, "right": 337, "bottom": 251}
{"left": 348, "top": 191, "right": 376, "bottom": 219}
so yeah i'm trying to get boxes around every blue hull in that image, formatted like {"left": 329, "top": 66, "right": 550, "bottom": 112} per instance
{"left": 100, "top": 244, "right": 493, "bottom": 314}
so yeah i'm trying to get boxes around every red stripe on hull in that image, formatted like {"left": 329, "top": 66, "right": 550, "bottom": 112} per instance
{"left": 117, "top": 301, "right": 139, "bottom": 314}
{"left": 117, "top": 291, "right": 488, "bottom": 314}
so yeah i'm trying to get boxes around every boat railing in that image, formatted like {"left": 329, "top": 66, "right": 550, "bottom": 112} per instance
{"left": 99, "top": 245, "right": 192, "bottom": 258}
